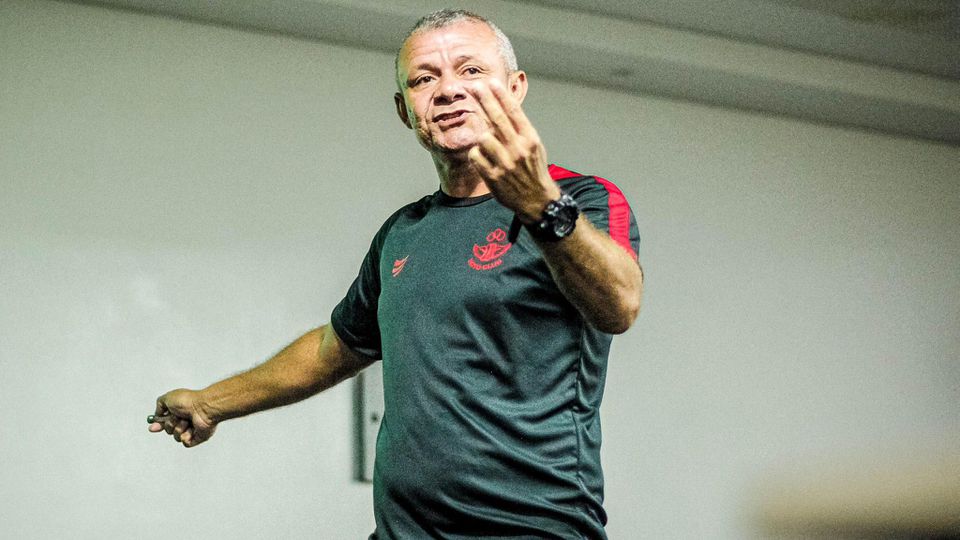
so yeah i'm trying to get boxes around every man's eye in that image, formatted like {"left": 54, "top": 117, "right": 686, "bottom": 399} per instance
{"left": 464, "top": 67, "right": 481, "bottom": 75}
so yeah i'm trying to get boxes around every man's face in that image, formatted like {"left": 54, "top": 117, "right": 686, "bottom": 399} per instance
{"left": 395, "top": 21, "right": 524, "bottom": 156}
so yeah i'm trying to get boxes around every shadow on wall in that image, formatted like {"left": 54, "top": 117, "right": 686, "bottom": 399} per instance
{"left": 747, "top": 443, "right": 960, "bottom": 539}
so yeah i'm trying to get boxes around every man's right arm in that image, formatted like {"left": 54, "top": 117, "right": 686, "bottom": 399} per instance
{"left": 149, "top": 324, "right": 374, "bottom": 447}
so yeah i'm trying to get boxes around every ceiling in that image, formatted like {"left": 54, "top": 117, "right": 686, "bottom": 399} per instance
{"left": 529, "top": 0, "right": 959, "bottom": 78}
{"left": 769, "top": 0, "right": 959, "bottom": 38}
{"left": 78, "top": 0, "right": 960, "bottom": 144}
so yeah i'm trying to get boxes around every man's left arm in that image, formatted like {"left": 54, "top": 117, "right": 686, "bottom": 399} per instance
{"left": 467, "top": 79, "right": 643, "bottom": 334}
{"left": 534, "top": 214, "right": 642, "bottom": 334}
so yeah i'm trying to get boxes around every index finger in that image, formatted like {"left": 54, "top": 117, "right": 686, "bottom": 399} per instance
{"left": 468, "top": 80, "right": 518, "bottom": 141}
{"left": 147, "top": 413, "right": 171, "bottom": 433}
{"left": 487, "top": 78, "right": 536, "bottom": 139}
{"left": 490, "top": 79, "right": 534, "bottom": 137}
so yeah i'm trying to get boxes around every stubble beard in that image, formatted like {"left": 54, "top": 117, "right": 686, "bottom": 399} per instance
{"left": 419, "top": 123, "right": 479, "bottom": 161}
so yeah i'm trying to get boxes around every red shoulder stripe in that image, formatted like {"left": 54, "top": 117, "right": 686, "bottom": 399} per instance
{"left": 548, "top": 163, "right": 581, "bottom": 180}
{"left": 593, "top": 176, "right": 637, "bottom": 260}
{"left": 549, "top": 164, "right": 636, "bottom": 260}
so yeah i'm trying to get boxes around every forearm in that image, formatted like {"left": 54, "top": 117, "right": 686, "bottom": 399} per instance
{"left": 536, "top": 215, "right": 643, "bottom": 334}
{"left": 457, "top": 79, "right": 641, "bottom": 332}
{"left": 199, "top": 325, "right": 367, "bottom": 422}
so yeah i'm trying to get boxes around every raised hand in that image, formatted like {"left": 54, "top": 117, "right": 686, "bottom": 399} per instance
{"left": 466, "top": 78, "right": 561, "bottom": 224}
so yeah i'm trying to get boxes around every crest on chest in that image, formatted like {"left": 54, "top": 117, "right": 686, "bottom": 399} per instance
{"left": 468, "top": 227, "right": 513, "bottom": 271}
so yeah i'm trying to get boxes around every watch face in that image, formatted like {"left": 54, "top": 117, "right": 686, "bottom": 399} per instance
{"left": 529, "top": 193, "right": 579, "bottom": 241}
{"left": 554, "top": 208, "right": 576, "bottom": 237}
{"left": 550, "top": 196, "right": 579, "bottom": 238}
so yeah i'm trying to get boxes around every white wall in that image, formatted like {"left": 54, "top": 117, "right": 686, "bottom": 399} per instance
{"left": 1, "top": 1, "right": 957, "bottom": 538}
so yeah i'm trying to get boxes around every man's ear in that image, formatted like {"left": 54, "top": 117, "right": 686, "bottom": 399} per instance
{"left": 394, "top": 92, "right": 412, "bottom": 129}
{"left": 509, "top": 71, "right": 528, "bottom": 105}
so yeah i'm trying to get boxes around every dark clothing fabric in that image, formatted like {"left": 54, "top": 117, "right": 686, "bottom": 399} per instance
{"left": 332, "top": 164, "right": 640, "bottom": 539}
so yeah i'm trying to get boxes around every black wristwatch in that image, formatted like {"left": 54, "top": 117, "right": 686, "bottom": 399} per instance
{"left": 525, "top": 193, "right": 580, "bottom": 242}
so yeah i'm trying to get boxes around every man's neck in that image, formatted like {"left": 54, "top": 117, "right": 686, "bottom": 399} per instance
{"left": 432, "top": 152, "right": 490, "bottom": 198}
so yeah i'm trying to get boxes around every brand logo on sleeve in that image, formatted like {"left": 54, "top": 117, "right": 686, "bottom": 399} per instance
{"left": 392, "top": 256, "right": 409, "bottom": 277}
{"left": 469, "top": 228, "right": 513, "bottom": 271}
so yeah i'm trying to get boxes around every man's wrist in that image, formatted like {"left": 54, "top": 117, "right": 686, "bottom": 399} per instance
{"left": 525, "top": 192, "right": 580, "bottom": 242}
{"left": 517, "top": 184, "right": 563, "bottom": 224}
{"left": 195, "top": 387, "right": 224, "bottom": 424}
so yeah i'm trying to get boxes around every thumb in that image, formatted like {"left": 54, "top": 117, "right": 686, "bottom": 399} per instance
{"left": 148, "top": 399, "right": 170, "bottom": 432}
{"left": 154, "top": 398, "right": 169, "bottom": 417}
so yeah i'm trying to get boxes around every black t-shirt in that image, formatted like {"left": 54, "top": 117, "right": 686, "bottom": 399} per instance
{"left": 332, "top": 164, "right": 641, "bottom": 539}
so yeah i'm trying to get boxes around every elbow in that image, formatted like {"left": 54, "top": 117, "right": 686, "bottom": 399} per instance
{"left": 611, "top": 271, "right": 643, "bottom": 334}
{"left": 578, "top": 262, "right": 644, "bottom": 335}
{"left": 593, "top": 289, "right": 641, "bottom": 335}
{"left": 605, "top": 261, "right": 643, "bottom": 335}
{"left": 610, "top": 298, "right": 641, "bottom": 335}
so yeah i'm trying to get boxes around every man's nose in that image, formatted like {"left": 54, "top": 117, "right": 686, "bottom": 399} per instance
{"left": 434, "top": 74, "right": 467, "bottom": 104}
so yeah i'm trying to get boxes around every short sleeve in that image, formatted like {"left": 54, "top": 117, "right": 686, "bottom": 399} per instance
{"left": 331, "top": 223, "right": 391, "bottom": 360}
{"left": 565, "top": 175, "right": 641, "bottom": 260}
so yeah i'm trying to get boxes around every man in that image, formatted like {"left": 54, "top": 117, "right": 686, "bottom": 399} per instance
{"left": 149, "top": 9, "right": 643, "bottom": 539}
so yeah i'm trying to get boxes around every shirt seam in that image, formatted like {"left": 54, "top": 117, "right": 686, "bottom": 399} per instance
{"left": 570, "top": 321, "right": 591, "bottom": 501}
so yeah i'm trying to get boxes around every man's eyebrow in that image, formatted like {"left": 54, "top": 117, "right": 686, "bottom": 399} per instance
{"left": 410, "top": 61, "right": 439, "bottom": 73}
{"left": 410, "top": 55, "right": 479, "bottom": 72}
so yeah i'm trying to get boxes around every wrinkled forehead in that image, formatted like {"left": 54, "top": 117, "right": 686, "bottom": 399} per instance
{"left": 396, "top": 21, "right": 500, "bottom": 77}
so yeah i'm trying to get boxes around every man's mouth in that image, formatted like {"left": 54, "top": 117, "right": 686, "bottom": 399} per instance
{"left": 434, "top": 110, "right": 470, "bottom": 125}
